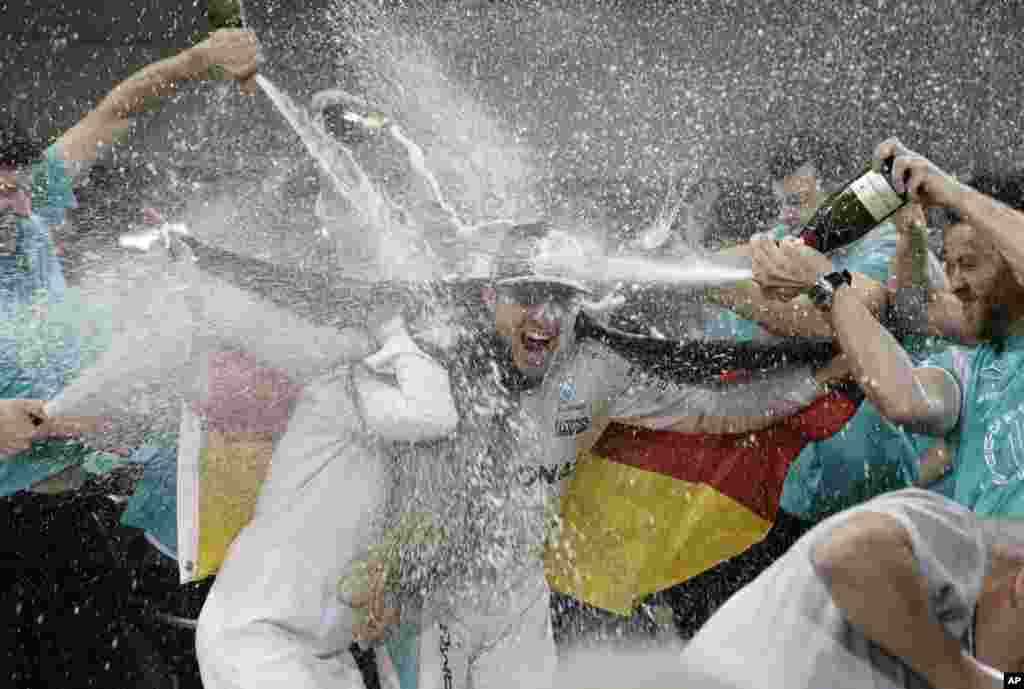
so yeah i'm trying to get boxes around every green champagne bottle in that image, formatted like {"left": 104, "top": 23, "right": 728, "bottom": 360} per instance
{"left": 798, "top": 157, "right": 907, "bottom": 253}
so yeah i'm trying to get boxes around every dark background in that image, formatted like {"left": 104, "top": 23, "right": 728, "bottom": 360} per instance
{"left": 2, "top": 0, "right": 1024, "bottom": 685}
{"left": 5, "top": 0, "right": 1024, "bottom": 268}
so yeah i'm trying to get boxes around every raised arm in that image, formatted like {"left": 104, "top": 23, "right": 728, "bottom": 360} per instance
{"left": 882, "top": 203, "right": 978, "bottom": 345}
{"left": 56, "top": 29, "right": 258, "bottom": 172}
{"left": 879, "top": 138, "right": 1024, "bottom": 287}
{"left": 749, "top": 226, "right": 962, "bottom": 437}
{"left": 831, "top": 268, "right": 961, "bottom": 436}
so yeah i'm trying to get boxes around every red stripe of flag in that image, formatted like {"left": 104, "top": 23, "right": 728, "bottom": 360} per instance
{"left": 594, "top": 391, "right": 858, "bottom": 521}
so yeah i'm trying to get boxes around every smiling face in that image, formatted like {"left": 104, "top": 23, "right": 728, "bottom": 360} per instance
{"left": 943, "top": 222, "right": 1020, "bottom": 340}
{"left": 488, "top": 282, "right": 581, "bottom": 381}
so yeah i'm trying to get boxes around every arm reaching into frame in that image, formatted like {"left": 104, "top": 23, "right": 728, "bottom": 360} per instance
{"left": 57, "top": 29, "right": 259, "bottom": 174}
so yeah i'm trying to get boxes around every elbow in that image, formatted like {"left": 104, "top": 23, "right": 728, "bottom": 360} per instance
{"left": 874, "top": 398, "right": 922, "bottom": 429}
{"left": 858, "top": 379, "right": 926, "bottom": 429}
{"left": 871, "top": 373, "right": 959, "bottom": 436}
{"left": 810, "top": 512, "right": 910, "bottom": 589}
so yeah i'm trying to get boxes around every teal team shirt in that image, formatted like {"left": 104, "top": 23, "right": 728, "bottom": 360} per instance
{"left": 705, "top": 221, "right": 950, "bottom": 520}
{"left": 0, "top": 145, "right": 179, "bottom": 555}
{"left": 0, "top": 144, "right": 92, "bottom": 492}
{"left": 934, "top": 329, "right": 1024, "bottom": 517}
{"left": 779, "top": 400, "right": 922, "bottom": 522}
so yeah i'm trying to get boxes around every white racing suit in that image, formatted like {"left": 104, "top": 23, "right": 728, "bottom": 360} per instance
{"left": 195, "top": 328, "right": 463, "bottom": 689}
{"left": 196, "top": 315, "right": 829, "bottom": 689}
{"left": 404, "top": 331, "right": 829, "bottom": 689}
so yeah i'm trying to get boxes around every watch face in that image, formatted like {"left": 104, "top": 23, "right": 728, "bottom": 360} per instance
{"left": 808, "top": 281, "right": 833, "bottom": 310}
{"left": 823, "top": 271, "right": 847, "bottom": 289}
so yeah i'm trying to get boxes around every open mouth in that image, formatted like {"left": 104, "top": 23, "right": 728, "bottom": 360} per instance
{"left": 521, "top": 329, "right": 557, "bottom": 367}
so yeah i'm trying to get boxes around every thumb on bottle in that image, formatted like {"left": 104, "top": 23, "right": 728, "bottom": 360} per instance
{"left": 238, "top": 75, "right": 259, "bottom": 96}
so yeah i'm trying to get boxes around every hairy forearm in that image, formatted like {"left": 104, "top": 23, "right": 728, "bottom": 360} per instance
{"left": 813, "top": 512, "right": 975, "bottom": 689}
{"left": 709, "top": 273, "right": 886, "bottom": 340}
{"left": 58, "top": 46, "right": 210, "bottom": 165}
{"left": 831, "top": 286, "right": 933, "bottom": 425}
{"left": 102, "top": 48, "right": 209, "bottom": 120}
{"left": 708, "top": 281, "right": 833, "bottom": 338}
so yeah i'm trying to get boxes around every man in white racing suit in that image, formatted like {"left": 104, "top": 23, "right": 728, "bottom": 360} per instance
{"left": 196, "top": 221, "right": 849, "bottom": 689}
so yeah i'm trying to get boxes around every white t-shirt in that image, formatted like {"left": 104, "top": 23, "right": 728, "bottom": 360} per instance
{"left": 682, "top": 489, "right": 996, "bottom": 689}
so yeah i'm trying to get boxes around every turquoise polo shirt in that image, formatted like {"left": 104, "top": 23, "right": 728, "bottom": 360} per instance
{"left": 0, "top": 145, "right": 179, "bottom": 556}
{"left": 936, "top": 325, "right": 1024, "bottom": 517}
{"left": 704, "top": 220, "right": 948, "bottom": 521}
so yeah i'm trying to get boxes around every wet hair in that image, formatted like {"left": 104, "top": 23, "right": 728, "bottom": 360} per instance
{"left": 766, "top": 130, "right": 851, "bottom": 186}
{"left": 707, "top": 179, "right": 780, "bottom": 247}
{"left": 0, "top": 110, "right": 42, "bottom": 168}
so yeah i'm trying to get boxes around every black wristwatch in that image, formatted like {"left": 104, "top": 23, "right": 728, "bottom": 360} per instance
{"left": 807, "top": 270, "right": 853, "bottom": 311}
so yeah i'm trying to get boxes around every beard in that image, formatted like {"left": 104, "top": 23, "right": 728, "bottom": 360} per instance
{"left": 980, "top": 302, "right": 1012, "bottom": 353}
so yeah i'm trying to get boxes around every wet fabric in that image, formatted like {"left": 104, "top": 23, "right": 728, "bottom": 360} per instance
{"left": 780, "top": 400, "right": 920, "bottom": 521}
{"left": 0, "top": 147, "right": 180, "bottom": 548}
{"left": 547, "top": 392, "right": 857, "bottom": 615}
{"left": 681, "top": 489, "right": 994, "bottom": 689}
{"left": 721, "top": 221, "right": 951, "bottom": 521}
{"left": 176, "top": 348, "right": 303, "bottom": 580}
{"left": 547, "top": 220, "right": 951, "bottom": 630}
{"left": 0, "top": 144, "right": 97, "bottom": 494}
{"left": 933, "top": 329, "right": 1024, "bottom": 517}
{"left": 196, "top": 348, "right": 537, "bottom": 689}
{"left": 196, "top": 369, "right": 393, "bottom": 689}
{"left": 115, "top": 443, "right": 179, "bottom": 557}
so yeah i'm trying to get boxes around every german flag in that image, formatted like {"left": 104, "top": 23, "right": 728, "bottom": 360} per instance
{"left": 545, "top": 389, "right": 857, "bottom": 615}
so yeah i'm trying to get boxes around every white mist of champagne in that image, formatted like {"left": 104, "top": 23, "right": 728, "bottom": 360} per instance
{"left": 45, "top": 217, "right": 377, "bottom": 451}
{"left": 43, "top": 249, "right": 199, "bottom": 447}
{"left": 257, "top": 74, "right": 442, "bottom": 282}
{"left": 531, "top": 230, "right": 753, "bottom": 288}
